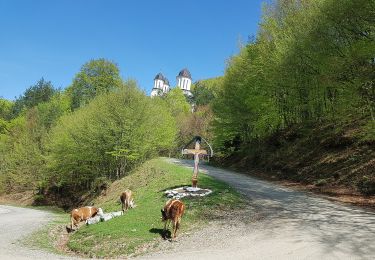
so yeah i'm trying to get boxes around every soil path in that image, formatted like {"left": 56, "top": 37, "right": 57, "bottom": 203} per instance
{"left": 142, "top": 158, "right": 375, "bottom": 260}
{"left": 0, "top": 205, "right": 75, "bottom": 260}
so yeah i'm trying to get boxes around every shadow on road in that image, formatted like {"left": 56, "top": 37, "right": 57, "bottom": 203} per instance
{"left": 171, "top": 158, "right": 375, "bottom": 259}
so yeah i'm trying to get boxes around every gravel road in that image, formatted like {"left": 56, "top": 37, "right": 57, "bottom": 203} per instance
{"left": 143, "top": 158, "right": 375, "bottom": 260}
{"left": 0, "top": 205, "right": 75, "bottom": 260}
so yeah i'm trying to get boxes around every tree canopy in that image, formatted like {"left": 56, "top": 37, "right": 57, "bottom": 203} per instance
{"left": 67, "top": 59, "right": 123, "bottom": 110}
{"left": 213, "top": 0, "right": 375, "bottom": 152}
{"left": 11, "top": 78, "right": 56, "bottom": 117}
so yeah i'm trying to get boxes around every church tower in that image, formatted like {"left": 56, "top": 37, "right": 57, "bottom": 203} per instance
{"left": 163, "top": 77, "right": 170, "bottom": 94}
{"left": 177, "top": 68, "right": 192, "bottom": 97}
{"left": 150, "top": 73, "right": 165, "bottom": 97}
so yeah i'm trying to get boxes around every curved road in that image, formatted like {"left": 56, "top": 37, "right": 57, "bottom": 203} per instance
{"left": 0, "top": 205, "right": 74, "bottom": 260}
{"left": 145, "top": 158, "right": 375, "bottom": 260}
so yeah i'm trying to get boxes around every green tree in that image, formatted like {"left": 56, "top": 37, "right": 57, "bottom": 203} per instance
{"left": 67, "top": 59, "right": 122, "bottom": 109}
{"left": 0, "top": 98, "right": 13, "bottom": 120}
{"left": 191, "top": 78, "right": 223, "bottom": 106}
{"left": 0, "top": 113, "right": 45, "bottom": 193}
{"left": 11, "top": 78, "right": 56, "bottom": 117}
{"left": 36, "top": 92, "right": 71, "bottom": 129}
{"left": 47, "top": 81, "right": 176, "bottom": 190}
{"left": 162, "top": 88, "right": 192, "bottom": 150}
{"left": 0, "top": 99, "right": 13, "bottom": 134}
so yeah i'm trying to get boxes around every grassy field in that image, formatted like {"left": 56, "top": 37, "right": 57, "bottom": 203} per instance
{"left": 64, "top": 158, "right": 243, "bottom": 258}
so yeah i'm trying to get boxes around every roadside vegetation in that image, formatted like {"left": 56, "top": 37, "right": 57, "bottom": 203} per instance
{"left": 210, "top": 0, "right": 375, "bottom": 196}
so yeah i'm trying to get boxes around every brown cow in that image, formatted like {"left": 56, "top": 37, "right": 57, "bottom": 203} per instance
{"left": 67, "top": 206, "right": 103, "bottom": 232}
{"left": 161, "top": 199, "right": 185, "bottom": 239}
{"left": 120, "top": 190, "right": 135, "bottom": 212}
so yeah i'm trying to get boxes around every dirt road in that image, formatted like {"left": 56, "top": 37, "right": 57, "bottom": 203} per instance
{"left": 0, "top": 205, "right": 74, "bottom": 260}
{"left": 144, "top": 159, "right": 375, "bottom": 260}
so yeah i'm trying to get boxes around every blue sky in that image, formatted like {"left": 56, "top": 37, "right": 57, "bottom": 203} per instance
{"left": 0, "top": 0, "right": 263, "bottom": 100}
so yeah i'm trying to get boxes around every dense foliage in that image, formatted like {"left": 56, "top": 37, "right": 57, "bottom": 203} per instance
{"left": 191, "top": 78, "right": 222, "bottom": 106}
{"left": 47, "top": 82, "right": 176, "bottom": 190}
{"left": 213, "top": 0, "right": 375, "bottom": 152}
{"left": 67, "top": 59, "right": 123, "bottom": 110}
{"left": 211, "top": 0, "right": 375, "bottom": 195}
{"left": 0, "top": 60, "right": 177, "bottom": 199}
{"left": 11, "top": 78, "right": 56, "bottom": 117}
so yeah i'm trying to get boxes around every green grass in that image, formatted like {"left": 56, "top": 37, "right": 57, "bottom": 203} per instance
{"left": 67, "top": 158, "right": 244, "bottom": 258}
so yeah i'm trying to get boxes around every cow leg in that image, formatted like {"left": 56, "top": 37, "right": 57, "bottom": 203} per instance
{"left": 173, "top": 219, "right": 181, "bottom": 239}
{"left": 71, "top": 218, "right": 79, "bottom": 231}
{"left": 172, "top": 220, "right": 177, "bottom": 239}
{"left": 163, "top": 220, "right": 168, "bottom": 231}
{"left": 167, "top": 220, "right": 171, "bottom": 230}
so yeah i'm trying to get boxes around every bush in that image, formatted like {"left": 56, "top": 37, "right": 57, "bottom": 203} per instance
{"left": 315, "top": 179, "right": 329, "bottom": 187}
{"left": 357, "top": 176, "right": 375, "bottom": 196}
{"left": 33, "top": 194, "right": 47, "bottom": 206}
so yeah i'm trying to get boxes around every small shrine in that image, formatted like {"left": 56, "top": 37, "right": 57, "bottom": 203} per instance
{"left": 165, "top": 136, "right": 213, "bottom": 199}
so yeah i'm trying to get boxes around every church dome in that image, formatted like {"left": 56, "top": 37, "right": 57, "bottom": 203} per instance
{"left": 154, "top": 73, "right": 165, "bottom": 81}
{"left": 177, "top": 68, "right": 191, "bottom": 79}
{"left": 164, "top": 78, "right": 170, "bottom": 86}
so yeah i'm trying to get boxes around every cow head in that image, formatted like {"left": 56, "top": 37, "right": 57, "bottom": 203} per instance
{"left": 66, "top": 225, "right": 74, "bottom": 233}
{"left": 161, "top": 209, "right": 167, "bottom": 221}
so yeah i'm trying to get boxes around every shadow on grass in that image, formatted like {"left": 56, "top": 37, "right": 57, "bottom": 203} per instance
{"left": 149, "top": 228, "right": 171, "bottom": 240}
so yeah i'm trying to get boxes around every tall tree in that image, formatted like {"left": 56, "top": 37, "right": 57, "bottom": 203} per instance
{"left": 12, "top": 78, "right": 56, "bottom": 116}
{"left": 47, "top": 81, "right": 176, "bottom": 190}
{"left": 68, "top": 59, "right": 122, "bottom": 109}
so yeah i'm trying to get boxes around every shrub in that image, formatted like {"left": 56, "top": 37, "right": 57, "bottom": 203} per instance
{"left": 356, "top": 176, "right": 375, "bottom": 196}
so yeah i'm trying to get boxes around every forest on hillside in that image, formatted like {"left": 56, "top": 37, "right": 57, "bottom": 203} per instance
{"left": 0, "top": 0, "right": 374, "bottom": 205}
{"left": 211, "top": 0, "right": 375, "bottom": 195}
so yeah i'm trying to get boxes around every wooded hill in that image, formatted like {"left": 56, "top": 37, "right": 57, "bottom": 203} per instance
{"left": 210, "top": 0, "right": 375, "bottom": 197}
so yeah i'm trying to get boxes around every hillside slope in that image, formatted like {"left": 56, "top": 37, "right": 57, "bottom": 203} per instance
{"left": 222, "top": 118, "right": 375, "bottom": 205}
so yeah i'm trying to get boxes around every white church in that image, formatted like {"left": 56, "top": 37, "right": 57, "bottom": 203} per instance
{"left": 150, "top": 68, "right": 193, "bottom": 97}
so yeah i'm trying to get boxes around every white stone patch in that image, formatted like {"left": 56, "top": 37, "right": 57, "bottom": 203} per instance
{"left": 164, "top": 186, "right": 213, "bottom": 199}
{"left": 86, "top": 215, "right": 101, "bottom": 225}
{"left": 86, "top": 210, "right": 124, "bottom": 225}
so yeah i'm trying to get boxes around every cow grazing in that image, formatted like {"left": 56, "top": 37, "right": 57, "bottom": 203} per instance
{"left": 120, "top": 190, "right": 135, "bottom": 212}
{"left": 161, "top": 199, "right": 185, "bottom": 239}
{"left": 67, "top": 206, "right": 103, "bottom": 232}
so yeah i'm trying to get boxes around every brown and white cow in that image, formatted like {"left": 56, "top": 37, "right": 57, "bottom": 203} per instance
{"left": 67, "top": 206, "right": 103, "bottom": 232}
{"left": 161, "top": 199, "right": 185, "bottom": 239}
{"left": 120, "top": 190, "right": 135, "bottom": 212}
